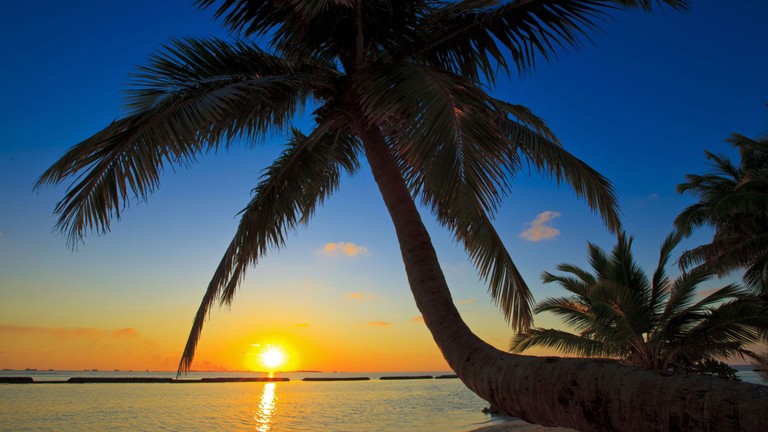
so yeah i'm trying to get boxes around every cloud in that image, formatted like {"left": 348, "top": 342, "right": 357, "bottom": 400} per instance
{"left": 112, "top": 328, "right": 140, "bottom": 339}
{"left": 410, "top": 315, "right": 424, "bottom": 323}
{"left": 647, "top": 193, "right": 659, "bottom": 200}
{"left": 346, "top": 291, "right": 377, "bottom": 302}
{"left": 368, "top": 321, "right": 391, "bottom": 327}
{"left": 456, "top": 298, "right": 477, "bottom": 305}
{"left": 520, "top": 211, "right": 561, "bottom": 242}
{"left": 321, "top": 242, "right": 369, "bottom": 257}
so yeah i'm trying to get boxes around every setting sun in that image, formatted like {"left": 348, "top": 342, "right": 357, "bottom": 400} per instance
{"left": 260, "top": 346, "right": 287, "bottom": 370}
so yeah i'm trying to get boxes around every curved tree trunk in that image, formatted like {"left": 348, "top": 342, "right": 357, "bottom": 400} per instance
{"left": 358, "top": 122, "right": 768, "bottom": 432}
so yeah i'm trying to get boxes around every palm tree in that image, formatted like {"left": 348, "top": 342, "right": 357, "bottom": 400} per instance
{"left": 36, "top": 1, "right": 767, "bottom": 430}
{"left": 511, "top": 232, "right": 768, "bottom": 376}
{"left": 675, "top": 132, "right": 768, "bottom": 290}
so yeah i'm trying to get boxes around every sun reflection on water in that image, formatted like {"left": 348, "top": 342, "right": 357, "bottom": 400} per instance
{"left": 254, "top": 382, "right": 277, "bottom": 431}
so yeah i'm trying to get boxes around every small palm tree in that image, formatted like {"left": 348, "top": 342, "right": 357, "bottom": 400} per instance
{"left": 675, "top": 132, "right": 768, "bottom": 290}
{"left": 511, "top": 232, "right": 768, "bottom": 374}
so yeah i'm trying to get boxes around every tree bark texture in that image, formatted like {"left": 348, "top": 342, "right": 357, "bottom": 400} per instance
{"left": 358, "top": 121, "right": 768, "bottom": 432}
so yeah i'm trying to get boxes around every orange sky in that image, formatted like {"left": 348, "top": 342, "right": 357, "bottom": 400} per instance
{"left": 0, "top": 287, "right": 561, "bottom": 372}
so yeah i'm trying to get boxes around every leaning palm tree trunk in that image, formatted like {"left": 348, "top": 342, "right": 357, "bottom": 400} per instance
{"left": 360, "top": 121, "right": 768, "bottom": 432}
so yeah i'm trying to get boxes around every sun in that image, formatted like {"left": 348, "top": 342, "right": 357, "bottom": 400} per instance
{"left": 260, "top": 346, "right": 287, "bottom": 370}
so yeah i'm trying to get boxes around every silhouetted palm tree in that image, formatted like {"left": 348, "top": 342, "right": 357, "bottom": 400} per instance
{"left": 511, "top": 232, "right": 768, "bottom": 374}
{"left": 37, "top": 1, "right": 768, "bottom": 430}
{"left": 676, "top": 132, "right": 768, "bottom": 290}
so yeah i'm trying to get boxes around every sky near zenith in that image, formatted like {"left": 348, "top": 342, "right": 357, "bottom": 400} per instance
{"left": 1, "top": 1, "right": 767, "bottom": 372}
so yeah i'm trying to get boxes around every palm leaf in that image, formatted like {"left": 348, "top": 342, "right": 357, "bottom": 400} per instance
{"left": 415, "top": 0, "right": 687, "bottom": 81}
{"left": 352, "top": 63, "right": 536, "bottom": 330}
{"left": 649, "top": 230, "right": 683, "bottom": 311}
{"left": 510, "top": 328, "right": 611, "bottom": 358}
{"left": 354, "top": 62, "right": 513, "bottom": 215}
{"left": 541, "top": 270, "right": 593, "bottom": 297}
{"left": 498, "top": 112, "right": 622, "bottom": 234}
{"left": 35, "top": 37, "right": 330, "bottom": 246}
{"left": 178, "top": 125, "right": 361, "bottom": 374}
{"left": 424, "top": 198, "right": 535, "bottom": 332}
{"left": 534, "top": 297, "right": 594, "bottom": 334}
{"left": 671, "top": 299, "right": 768, "bottom": 363}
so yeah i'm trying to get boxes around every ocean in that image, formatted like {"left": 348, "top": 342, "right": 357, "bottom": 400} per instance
{"left": 0, "top": 371, "right": 508, "bottom": 431}
{"left": 1, "top": 368, "right": 765, "bottom": 431}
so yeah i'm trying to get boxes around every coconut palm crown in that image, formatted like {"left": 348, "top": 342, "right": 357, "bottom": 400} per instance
{"left": 675, "top": 131, "right": 768, "bottom": 290}
{"left": 511, "top": 232, "right": 768, "bottom": 371}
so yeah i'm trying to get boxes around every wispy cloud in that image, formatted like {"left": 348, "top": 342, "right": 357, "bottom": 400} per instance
{"left": 320, "top": 242, "right": 369, "bottom": 257}
{"left": 112, "top": 328, "right": 139, "bottom": 339}
{"left": 346, "top": 291, "right": 377, "bottom": 302}
{"left": 456, "top": 298, "right": 477, "bottom": 305}
{"left": 368, "top": 321, "right": 391, "bottom": 327}
{"left": 521, "top": 211, "right": 561, "bottom": 242}
{"left": 410, "top": 315, "right": 424, "bottom": 323}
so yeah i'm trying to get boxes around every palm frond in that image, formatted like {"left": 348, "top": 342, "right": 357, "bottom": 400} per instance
{"left": 353, "top": 62, "right": 618, "bottom": 333}
{"left": 415, "top": 0, "right": 686, "bottom": 81}
{"left": 650, "top": 270, "right": 719, "bottom": 345}
{"left": 355, "top": 62, "right": 513, "bottom": 215}
{"left": 499, "top": 114, "right": 622, "bottom": 234}
{"left": 744, "top": 248, "right": 768, "bottom": 291}
{"left": 36, "top": 37, "right": 331, "bottom": 246}
{"left": 675, "top": 131, "right": 768, "bottom": 287}
{"left": 491, "top": 99, "right": 559, "bottom": 143}
{"left": 541, "top": 271, "right": 593, "bottom": 297}
{"left": 510, "top": 327, "right": 612, "bottom": 358}
{"left": 588, "top": 279, "right": 648, "bottom": 350}
{"left": 178, "top": 125, "right": 361, "bottom": 374}
{"left": 440, "top": 205, "right": 535, "bottom": 332}
{"left": 672, "top": 298, "right": 768, "bottom": 363}
{"left": 649, "top": 230, "right": 683, "bottom": 310}
{"left": 353, "top": 63, "right": 537, "bottom": 331}
{"left": 587, "top": 241, "right": 611, "bottom": 279}
{"left": 555, "top": 263, "right": 597, "bottom": 285}
{"left": 534, "top": 297, "right": 594, "bottom": 334}
{"left": 196, "top": 0, "right": 294, "bottom": 37}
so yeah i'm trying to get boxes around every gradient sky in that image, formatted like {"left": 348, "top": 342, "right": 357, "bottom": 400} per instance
{"left": 1, "top": 1, "right": 767, "bottom": 372}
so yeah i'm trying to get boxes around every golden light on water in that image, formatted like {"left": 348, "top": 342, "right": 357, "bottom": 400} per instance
{"left": 254, "top": 382, "right": 277, "bottom": 432}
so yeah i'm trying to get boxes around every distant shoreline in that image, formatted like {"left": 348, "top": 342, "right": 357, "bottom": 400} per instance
{"left": 0, "top": 373, "right": 460, "bottom": 384}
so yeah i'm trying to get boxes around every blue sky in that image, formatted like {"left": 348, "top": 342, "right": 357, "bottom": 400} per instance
{"left": 1, "top": 1, "right": 767, "bottom": 371}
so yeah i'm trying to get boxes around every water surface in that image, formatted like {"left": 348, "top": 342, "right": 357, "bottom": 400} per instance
{"left": 0, "top": 371, "right": 507, "bottom": 431}
{"left": 1, "top": 368, "right": 764, "bottom": 431}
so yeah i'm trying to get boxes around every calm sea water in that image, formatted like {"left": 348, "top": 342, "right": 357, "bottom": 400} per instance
{"left": 1, "top": 368, "right": 765, "bottom": 431}
{"left": 0, "top": 371, "right": 510, "bottom": 431}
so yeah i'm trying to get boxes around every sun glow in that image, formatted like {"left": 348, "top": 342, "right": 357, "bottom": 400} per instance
{"left": 259, "top": 346, "right": 287, "bottom": 370}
